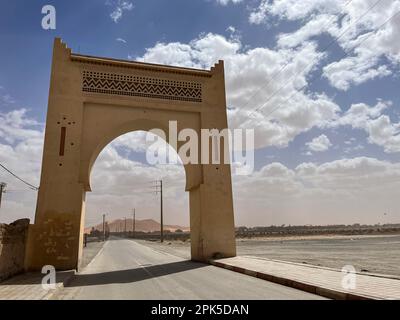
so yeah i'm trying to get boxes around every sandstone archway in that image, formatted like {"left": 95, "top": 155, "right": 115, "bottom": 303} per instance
{"left": 25, "top": 38, "right": 236, "bottom": 270}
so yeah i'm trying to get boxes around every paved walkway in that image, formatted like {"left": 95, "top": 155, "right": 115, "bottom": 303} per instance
{"left": 210, "top": 256, "right": 400, "bottom": 300}
{"left": 0, "top": 271, "right": 74, "bottom": 300}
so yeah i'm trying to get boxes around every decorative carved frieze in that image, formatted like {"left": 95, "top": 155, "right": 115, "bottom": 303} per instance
{"left": 82, "top": 71, "right": 202, "bottom": 102}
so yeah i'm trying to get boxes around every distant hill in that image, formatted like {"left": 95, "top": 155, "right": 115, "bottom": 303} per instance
{"left": 85, "top": 218, "right": 189, "bottom": 234}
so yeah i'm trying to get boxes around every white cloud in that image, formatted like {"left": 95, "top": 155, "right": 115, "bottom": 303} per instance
{"left": 1, "top": 94, "right": 16, "bottom": 105}
{"left": 335, "top": 2, "right": 399, "bottom": 88}
{"left": 215, "top": 0, "right": 243, "bottom": 5}
{"left": 367, "top": 115, "right": 400, "bottom": 153}
{"left": 0, "top": 109, "right": 42, "bottom": 144}
{"left": 306, "top": 134, "right": 332, "bottom": 152}
{"left": 136, "top": 31, "right": 400, "bottom": 154}
{"left": 0, "top": 110, "right": 44, "bottom": 223}
{"left": 136, "top": 33, "right": 341, "bottom": 149}
{"left": 45, "top": 149, "right": 400, "bottom": 225}
{"left": 107, "top": 0, "right": 134, "bottom": 23}
{"left": 249, "top": 0, "right": 342, "bottom": 24}
{"left": 110, "top": 130, "right": 147, "bottom": 153}
{"left": 234, "top": 157, "right": 400, "bottom": 225}
{"left": 226, "top": 26, "right": 235, "bottom": 33}
{"left": 322, "top": 55, "right": 392, "bottom": 91}
{"left": 277, "top": 13, "right": 337, "bottom": 48}
{"left": 329, "top": 101, "right": 400, "bottom": 153}
{"left": 344, "top": 143, "right": 365, "bottom": 154}
{"left": 250, "top": 0, "right": 400, "bottom": 90}
{"left": 83, "top": 131, "right": 188, "bottom": 227}
{"left": 116, "top": 37, "right": 127, "bottom": 44}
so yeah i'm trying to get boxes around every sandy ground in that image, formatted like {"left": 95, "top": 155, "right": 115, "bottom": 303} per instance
{"left": 236, "top": 233, "right": 400, "bottom": 242}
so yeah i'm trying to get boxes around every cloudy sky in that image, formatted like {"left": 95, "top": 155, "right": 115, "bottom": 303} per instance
{"left": 0, "top": 0, "right": 399, "bottom": 227}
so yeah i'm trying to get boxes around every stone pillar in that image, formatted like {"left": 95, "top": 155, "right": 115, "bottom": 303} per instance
{"left": 189, "top": 60, "right": 236, "bottom": 261}
{"left": 25, "top": 39, "right": 85, "bottom": 271}
{"left": 189, "top": 175, "right": 236, "bottom": 261}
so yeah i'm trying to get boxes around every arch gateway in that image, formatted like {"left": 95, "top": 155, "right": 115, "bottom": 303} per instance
{"left": 25, "top": 38, "right": 236, "bottom": 270}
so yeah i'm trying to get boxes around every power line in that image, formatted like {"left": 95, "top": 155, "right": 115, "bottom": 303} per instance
{"left": 100, "top": 189, "right": 158, "bottom": 197}
{"left": 0, "top": 163, "right": 38, "bottom": 191}
{"left": 238, "top": 0, "right": 355, "bottom": 113}
{"left": 239, "top": 0, "right": 387, "bottom": 128}
{"left": 3, "top": 190, "right": 32, "bottom": 193}
{"left": 153, "top": 180, "right": 164, "bottom": 243}
{"left": 132, "top": 208, "right": 136, "bottom": 238}
{"left": 102, "top": 214, "right": 106, "bottom": 241}
{"left": 247, "top": 8, "right": 400, "bottom": 126}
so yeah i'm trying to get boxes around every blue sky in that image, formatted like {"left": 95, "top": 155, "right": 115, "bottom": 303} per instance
{"left": 1, "top": 0, "right": 400, "bottom": 227}
{"left": 0, "top": 0, "right": 270, "bottom": 118}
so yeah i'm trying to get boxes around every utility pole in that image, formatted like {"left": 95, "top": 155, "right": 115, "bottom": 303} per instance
{"left": 0, "top": 182, "right": 6, "bottom": 209}
{"left": 124, "top": 217, "right": 127, "bottom": 237}
{"left": 154, "top": 180, "right": 164, "bottom": 243}
{"left": 160, "top": 180, "right": 163, "bottom": 243}
{"left": 102, "top": 214, "right": 106, "bottom": 241}
{"left": 132, "top": 208, "right": 136, "bottom": 238}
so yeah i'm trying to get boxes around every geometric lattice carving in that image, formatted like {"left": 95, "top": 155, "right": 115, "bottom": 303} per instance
{"left": 82, "top": 71, "right": 202, "bottom": 102}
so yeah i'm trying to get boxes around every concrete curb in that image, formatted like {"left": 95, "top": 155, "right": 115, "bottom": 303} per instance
{"left": 209, "top": 259, "right": 374, "bottom": 300}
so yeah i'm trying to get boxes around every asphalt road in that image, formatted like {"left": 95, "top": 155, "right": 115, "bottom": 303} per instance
{"left": 52, "top": 239, "right": 326, "bottom": 300}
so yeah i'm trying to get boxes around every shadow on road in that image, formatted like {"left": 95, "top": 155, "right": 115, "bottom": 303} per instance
{"left": 65, "top": 260, "right": 207, "bottom": 287}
